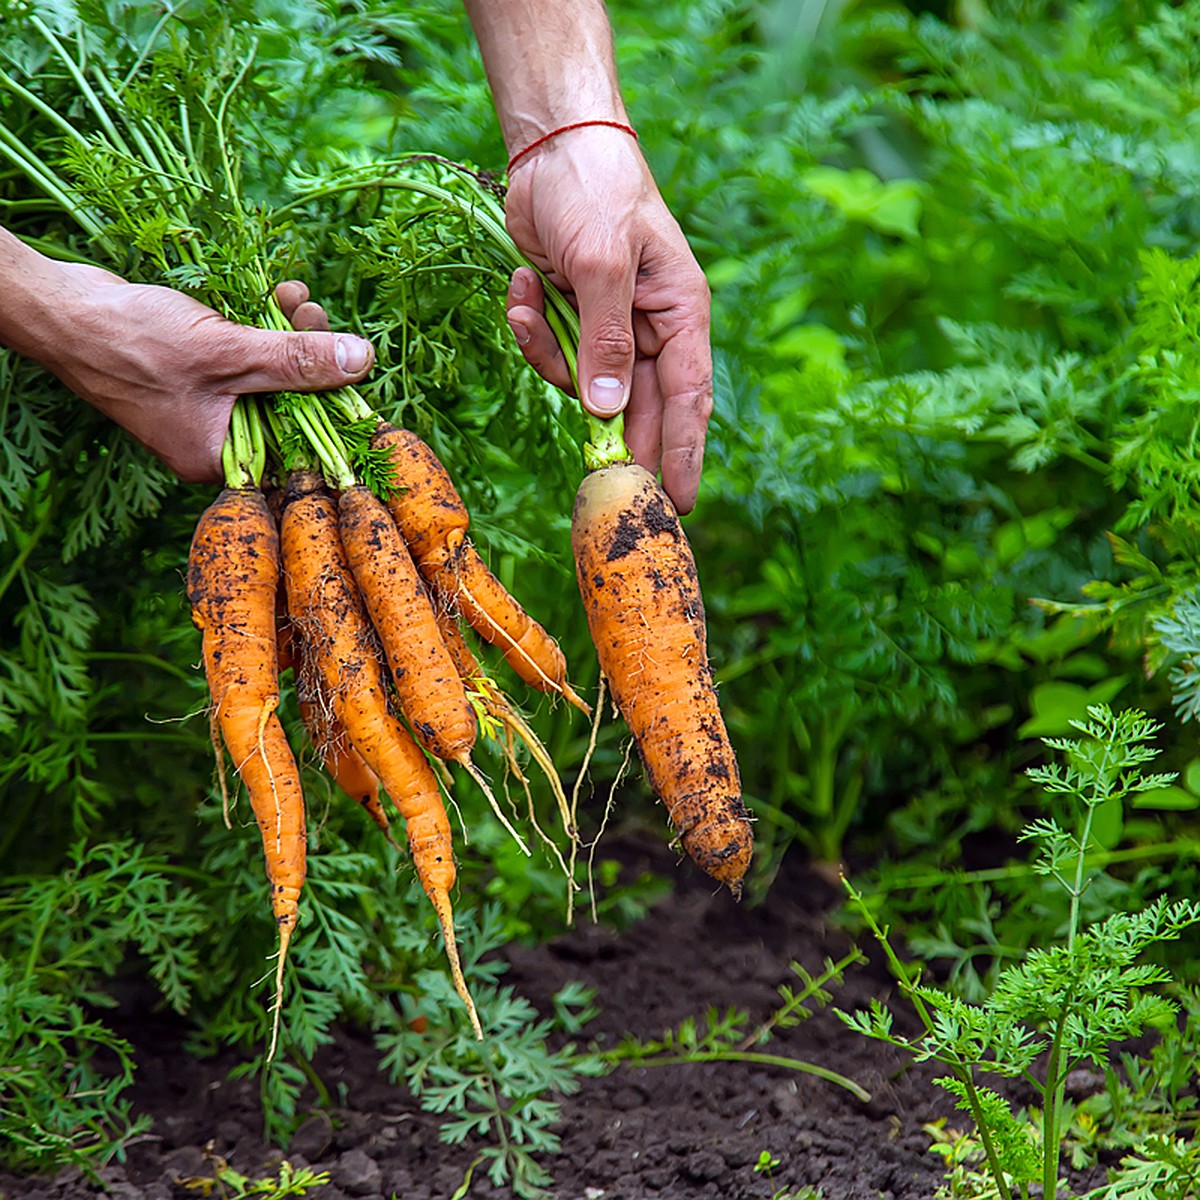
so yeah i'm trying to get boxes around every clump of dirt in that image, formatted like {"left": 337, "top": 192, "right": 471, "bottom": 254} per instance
{"left": 0, "top": 844, "right": 954, "bottom": 1200}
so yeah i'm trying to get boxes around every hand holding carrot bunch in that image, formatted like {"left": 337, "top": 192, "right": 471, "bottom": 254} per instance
{"left": 0, "top": 229, "right": 375, "bottom": 483}
{"left": 2, "top": 0, "right": 749, "bottom": 1064}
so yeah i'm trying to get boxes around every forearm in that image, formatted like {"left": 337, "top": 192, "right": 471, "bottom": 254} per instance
{"left": 0, "top": 227, "right": 75, "bottom": 368}
{"left": 462, "top": 0, "right": 628, "bottom": 152}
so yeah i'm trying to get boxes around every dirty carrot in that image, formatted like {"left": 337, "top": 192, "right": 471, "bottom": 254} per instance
{"left": 572, "top": 462, "right": 753, "bottom": 896}
{"left": 337, "top": 483, "right": 477, "bottom": 764}
{"left": 279, "top": 471, "right": 481, "bottom": 1038}
{"left": 186, "top": 483, "right": 306, "bottom": 1056}
{"left": 372, "top": 423, "right": 588, "bottom": 714}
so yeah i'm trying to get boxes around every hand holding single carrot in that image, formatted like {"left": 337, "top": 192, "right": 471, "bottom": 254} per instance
{"left": 503, "top": 129, "right": 713, "bottom": 516}
{"left": 463, "top": 0, "right": 714, "bottom": 516}
{"left": 0, "top": 227, "right": 375, "bottom": 482}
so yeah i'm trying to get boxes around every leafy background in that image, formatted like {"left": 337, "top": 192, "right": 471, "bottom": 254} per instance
{"left": 2, "top": 0, "right": 1200, "bottom": 1185}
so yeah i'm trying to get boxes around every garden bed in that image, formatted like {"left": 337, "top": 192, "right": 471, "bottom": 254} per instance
{"left": 0, "top": 845, "right": 956, "bottom": 1200}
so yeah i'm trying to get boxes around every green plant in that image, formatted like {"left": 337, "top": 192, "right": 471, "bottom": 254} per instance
{"left": 753, "top": 1148, "right": 824, "bottom": 1200}
{"left": 841, "top": 706, "right": 1200, "bottom": 1200}
{"left": 1073, "top": 985, "right": 1200, "bottom": 1162}
{"left": 0, "top": 839, "right": 207, "bottom": 1175}
{"left": 376, "top": 968, "right": 601, "bottom": 1199}
{"left": 1084, "top": 1136, "right": 1200, "bottom": 1200}
{"left": 179, "top": 1156, "right": 330, "bottom": 1199}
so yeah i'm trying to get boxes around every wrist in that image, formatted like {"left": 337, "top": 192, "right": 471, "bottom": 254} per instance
{"left": 507, "top": 119, "right": 638, "bottom": 175}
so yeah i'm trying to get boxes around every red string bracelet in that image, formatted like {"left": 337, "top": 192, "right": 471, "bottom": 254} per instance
{"left": 507, "top": 119, "right": 638, "bottom": 175}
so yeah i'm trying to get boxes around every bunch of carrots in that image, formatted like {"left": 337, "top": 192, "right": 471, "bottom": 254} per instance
{"left": 187, "top": 376, "right": 590, "bottom": 1052}
{"left": 1, "top": 16, "right": 753, "bottom": 1057}
{"left": 187, "top": 159, "right": 753, "bottom": 1051}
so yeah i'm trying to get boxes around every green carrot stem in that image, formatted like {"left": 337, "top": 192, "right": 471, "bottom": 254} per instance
{"left": 322, "top": 385, "right": 376, "bottom": 424}
{"left": 212, "top": 42, "right": 257, "bottom": 223}
{"left": 289, "top": 398, "right": 355, "bottom": 489}
{"left": 222, "top": 398, "right": 265, "bottom": 489}
{"left": 31, "top": 16, "right": 133, "bottom": 158}
{"left": 87, "top": 65, "right": 169, "bottom": 178}
{"left": 117, "top": 3, "right": 183, "bottom": 92}
{"left": 0, "top": 125, "right": 113, "bottom": 248}
{"left": 0, "top": 67, "right": 90, "bottom": 146}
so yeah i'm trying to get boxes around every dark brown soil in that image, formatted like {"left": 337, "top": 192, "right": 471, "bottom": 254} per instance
{"left": 0, "top": 847, "right": 957, "bottom": 1200}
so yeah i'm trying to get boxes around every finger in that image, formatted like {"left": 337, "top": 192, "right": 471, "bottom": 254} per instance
{"left": 572, "top": 248, "right": 637, "bottom": 419}
{"left": 169, "top": 394, "right": 237, "bottom": 485}
{"left": 506, "top": 266, "right": 543, "bottom": 315}
{"left": 507, "top": 304, "right": 574, "bottom": 393}
{"left": 274, "top": 280, "right": 309, "bottom": 321}
{"left": 225, "top": 326, "right": 375, "bottom": 395}
{"left": 290, "top": 300, "right": 330, "bottom": 333}
{"left": 622, "top": 358, "right": 663, "bottom": 476}
{"left": 507, "top": 268, "right": 573, "bottom": 391}
{"left": 657, "top": 352, "right": 710, "bottom": 513}
{"left": 654, "top": 308, "right": 713, "bottom": 514}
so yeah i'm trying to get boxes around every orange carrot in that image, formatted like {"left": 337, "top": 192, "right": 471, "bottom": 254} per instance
{"left": 297, "top": 696, "right": 395, "bottom": 845}
{"left": 279, "top": 471, "right": 481, "bottom": 1038}
{"left": 435, "top": 608, "right": 574, "bottom": 834}
{"left": 186, "top": 487, "right": 307, "bottom": 1054}
{"left": 372, "top": 423, "right": 586, "bottom": 713}
{"left": 571, "top": 463, "right": 753, "bottom": 896}
{"left": 337, "top": 484, "right": 477, "bottom": 764}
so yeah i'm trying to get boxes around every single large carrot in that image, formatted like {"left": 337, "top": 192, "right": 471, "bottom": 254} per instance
{"left": 372, "top": 424, "right": 587, "bottom": 713}
{"left": 279, "top": 472, "right": 481, "bottom": 1038}
{"left": 337, "top": 484, "right": 476, "bottom": 764}
{"left": 186, "top": 486, "right": 307, "bottom": 1055}
{"left": 571, "top": 463, "right": 753, "bottom": 896}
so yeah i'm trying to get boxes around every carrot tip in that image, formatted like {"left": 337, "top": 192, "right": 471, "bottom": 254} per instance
{"left": 266, "top": 921, "right": 293, "bottom": 1063}
{"left": 560, "top": 681, "right": 592, "bottom": 717}
{"left": 429, "top": 888, "right": 483, "bottom": 1041}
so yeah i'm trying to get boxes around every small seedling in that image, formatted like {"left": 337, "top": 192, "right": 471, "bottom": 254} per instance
{"left": 753, "top": 1148, "right": 824, "bottom": 1200}
{"left": 841, "top": 707, "right": 1200, "bottom": 1200}
{"left": 179, "top": 1155, "right": 330, "bottom": 1199}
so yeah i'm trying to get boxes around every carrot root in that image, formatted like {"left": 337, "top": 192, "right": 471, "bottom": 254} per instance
{"left": 571, "top": 464, "right": 753, "bottom": 895}
{"left": 372, "top": 423, "right": 587, "bottom": 714}
{"left": 429, "top": 886, "right": 483, "bottom": 1041}
{"left": 280, "top": 472, "right": 480, "bottom": 1034}
{"left": 187, "top": 487, "right": 307, "bottom": 1048}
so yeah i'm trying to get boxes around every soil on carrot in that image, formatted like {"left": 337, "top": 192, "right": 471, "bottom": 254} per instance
{"left": 0, "top": 842, "right": 964, "bottom": 1200}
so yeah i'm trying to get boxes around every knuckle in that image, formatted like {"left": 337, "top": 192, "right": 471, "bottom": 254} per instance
{"left": 588, "top": 323, "right": 636, "bottom": 362}
{"left": 283, "top": 334, "right": 324, "bottom": 382}
{"left": 569, "top": 244, "right": 618, "bottom": 279}
{"left": 668, "top": 384, "right": 714, "bottom": 422}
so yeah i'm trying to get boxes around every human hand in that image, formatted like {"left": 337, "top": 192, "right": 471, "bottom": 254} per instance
{"left": 17, "top": 260, "right": 373, "bottom": 484}
{"left": 503, "top": 126, "right": 712, "bottom": 514}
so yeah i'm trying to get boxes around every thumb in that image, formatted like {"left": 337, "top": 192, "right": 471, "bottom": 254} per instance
{"left": 224, "top": 327, "right": 375, "bottom": 395}
{"left": 574, "top": 258, "right": 636, "bottom": 418}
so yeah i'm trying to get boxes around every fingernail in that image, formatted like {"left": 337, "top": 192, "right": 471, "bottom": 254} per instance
{"left": 508, "top": 319, "right": 531, "bottom": 346}
{"left": 588, "top": 376, "right": 626, "bottom": 416}
{"left": 511, "top": 271, "right": 529, "bottom": 300}
{"left": 335, "top": 335, "right": 371, "bottom": 374}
